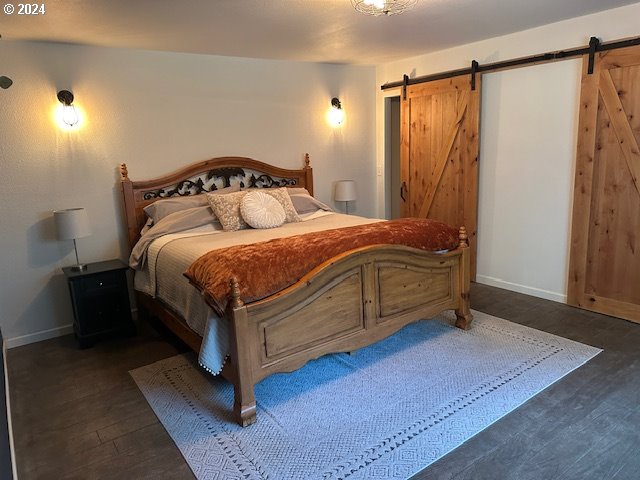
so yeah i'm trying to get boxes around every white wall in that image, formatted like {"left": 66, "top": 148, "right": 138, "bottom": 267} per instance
{"left": 376, "top": 2, "right": 640, "bottom": 302}
{"left": 0, "top": 41, "right": 376, "bottom": 346}
{"left": 477, "top": 62, "right": 580, "bottom": 301}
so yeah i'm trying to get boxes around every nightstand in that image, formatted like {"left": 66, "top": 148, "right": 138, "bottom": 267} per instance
{"left": 63, "top": 259, "right": 135, "bottom": 348}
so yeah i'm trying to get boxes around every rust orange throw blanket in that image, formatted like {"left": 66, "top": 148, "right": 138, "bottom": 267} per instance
{"left": 184, "top": 218, "right": 459, "bottom": 316}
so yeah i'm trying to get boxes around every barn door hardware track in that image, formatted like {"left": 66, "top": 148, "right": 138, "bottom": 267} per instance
{"left": 381, "top": 35, "right": 640, "bottom": 91}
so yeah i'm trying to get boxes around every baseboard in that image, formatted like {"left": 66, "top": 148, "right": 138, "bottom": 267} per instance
{"left": 5, "top": 305, "right": 139, "bottom": 349}
{"left": 2, "top": 333, "right": 17, "bottom": 479}
{"left": 476, "top": 275, "right": 567, "bottom": 304}
{"left": 5, "top": 324, "right": 73, "bottom": 349}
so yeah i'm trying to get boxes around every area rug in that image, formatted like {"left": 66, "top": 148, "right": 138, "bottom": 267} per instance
{"left": 130, "top": 310, "right": 601, "bottom": 480}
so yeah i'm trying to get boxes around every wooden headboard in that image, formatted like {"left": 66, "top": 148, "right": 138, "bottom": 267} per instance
{"left": 120, "top": 154, "right": 314, "bottom": 250}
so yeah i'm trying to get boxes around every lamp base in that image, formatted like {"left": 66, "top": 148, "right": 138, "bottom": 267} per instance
{"left": 70, "top": 239, "right": 87, "bottom": 272}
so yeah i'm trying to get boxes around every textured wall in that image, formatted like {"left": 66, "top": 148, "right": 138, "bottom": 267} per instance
{"left": 0, "top": 41, "right": 376, "bottom": 345}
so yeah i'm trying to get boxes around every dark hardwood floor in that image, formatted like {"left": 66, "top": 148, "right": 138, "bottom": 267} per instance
{"left": 7, "top": 283, "right": 640, "bottom": 479}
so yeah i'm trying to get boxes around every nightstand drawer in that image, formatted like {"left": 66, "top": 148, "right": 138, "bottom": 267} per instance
{"left": 76, "top": 291, "right": 129, "bottom": 335}
{"left": 78, "top": 270, "right": 122, "bottom": 294}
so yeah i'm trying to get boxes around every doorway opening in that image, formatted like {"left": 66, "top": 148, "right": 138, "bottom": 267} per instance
{"left": 384, "top": 96, "right": 401, "bottom": 219}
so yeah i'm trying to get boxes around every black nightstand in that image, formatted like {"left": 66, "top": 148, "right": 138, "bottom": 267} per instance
{"left": 63, "top": 259, "right": 135, "bottom": 348}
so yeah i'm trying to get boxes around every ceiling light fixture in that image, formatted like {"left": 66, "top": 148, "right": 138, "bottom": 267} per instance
{"left": 351, "top": 0, "right": 417, "bottom": 16}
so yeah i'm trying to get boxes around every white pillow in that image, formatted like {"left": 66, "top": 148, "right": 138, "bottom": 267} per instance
{"left": 240, "top": 191, "right": 286, "bottom": 229}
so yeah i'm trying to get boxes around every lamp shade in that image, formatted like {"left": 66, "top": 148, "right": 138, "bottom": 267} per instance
{"left": 335, "top": 180, "right": 357, "bottom": 202}
{"left": 53, "top": 208, "right": 91, "bottom": 240}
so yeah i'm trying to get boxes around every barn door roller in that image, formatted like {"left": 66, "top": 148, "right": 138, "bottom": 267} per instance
{"left": 470, "top": 60, "right": 479, "bottom": 91}
{"left": 402, "top": 74, "right": 409, "bottom": 100}
{"left": 587, "top": 36, "right": 600, "bottom": 75}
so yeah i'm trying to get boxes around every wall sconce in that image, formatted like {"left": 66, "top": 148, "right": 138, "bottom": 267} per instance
{"left": 0, "top": 76, "right": 12, "bottom": 89}
{"left": 57, "top": 90, "right": 79, "bottom": 127}
{"left": 328, "top": 97, "right": 345, "bottom": 126}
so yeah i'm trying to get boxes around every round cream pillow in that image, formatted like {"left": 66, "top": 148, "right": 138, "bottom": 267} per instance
{"left": 240, "top": 190, "right": 286, "bottom": 229}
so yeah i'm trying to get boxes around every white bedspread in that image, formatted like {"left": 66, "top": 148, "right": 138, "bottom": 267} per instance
{"left": 134, "top": 211, "right": 381, "bottom": 374}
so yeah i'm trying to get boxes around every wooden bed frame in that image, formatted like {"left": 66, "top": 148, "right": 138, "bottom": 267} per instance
{"left": 120, "top": 154, "right": 472, "bottom": 427}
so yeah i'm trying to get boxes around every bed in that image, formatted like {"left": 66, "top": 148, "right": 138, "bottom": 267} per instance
{"left": 120, "top": 154, "right": 472, "bottom": 427}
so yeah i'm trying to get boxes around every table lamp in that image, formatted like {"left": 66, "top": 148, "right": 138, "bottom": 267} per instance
{"left": 335, "top": 180, "right": 357, "bottom": 214}
{"left": 54, "top": 208, "right": 91, "bottom": 271}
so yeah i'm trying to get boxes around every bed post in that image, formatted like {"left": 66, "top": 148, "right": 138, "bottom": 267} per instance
{"left": 227, "top": 277, "right": 257, "bottom": 427}
{"left": 120, "top": 163, "right": 139, "bottom": 250}
{"left": 303, "top": 153, "right": 314, "bottom": 197}
{"left": 455, "top": 226, "right": 473, "bottom": 330}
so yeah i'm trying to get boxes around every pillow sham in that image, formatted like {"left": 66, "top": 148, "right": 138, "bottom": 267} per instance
{"left": 143, "top": 183, "right": 240, "bottom": 224}
{"left": 207, "top": 190, "right": 249, "bottom": 231}
{"left": 263, "top": 188, "right": 301, "bottom": 223}
{"left": 286, "top": 187, "right": 311, "bottom": 196}
{"left": 288, "top": 192, "right": 333, "bottom": 214}
{"left": 240, "top": 191, "right": 286, "bottom": 229}
{"left": 130, "top": 205, "right": 221, "bottom": 269}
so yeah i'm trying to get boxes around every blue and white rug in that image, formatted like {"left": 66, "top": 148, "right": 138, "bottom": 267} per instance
{"left": 130, "top": 310, "right": 601, "bottom": 480}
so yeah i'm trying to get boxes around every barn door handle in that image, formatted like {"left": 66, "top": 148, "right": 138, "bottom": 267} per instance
{"left": 400, "top": 182, "right": 408, "bottom": 202}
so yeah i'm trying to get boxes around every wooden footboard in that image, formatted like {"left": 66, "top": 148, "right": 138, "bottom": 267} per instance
{"left": 226, "top": 229, "right": 472, "bottom": 426}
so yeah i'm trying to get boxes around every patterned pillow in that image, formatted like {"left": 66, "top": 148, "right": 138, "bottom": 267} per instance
{"left": 206, "top": 191, "right": 249, "bottom": 231}
{"left": 240, "top": 191, "right": 286, "bottom": 229}
{"left": 262, "top": 188, "right": 301, "bottom": 223}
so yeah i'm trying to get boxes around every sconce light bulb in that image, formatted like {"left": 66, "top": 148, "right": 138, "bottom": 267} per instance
{"left": 57, "top": 90, "right": 79, "bottom": 128}
{"left": 329, "top": 106, "right": 345, "bottom": 126}
{"left": 62, "top": 104, "right": 79, "bottom": 127}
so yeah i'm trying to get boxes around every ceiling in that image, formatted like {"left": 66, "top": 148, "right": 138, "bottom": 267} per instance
{"left": 2, "top": 0, "right": 638, "bottom": 64}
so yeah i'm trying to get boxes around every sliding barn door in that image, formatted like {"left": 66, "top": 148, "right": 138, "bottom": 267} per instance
{"left": 400, "top": 76, "right": 481, "bottom": 278}
{"left": 568, "top": 46, "right": 640, "bottom": 323}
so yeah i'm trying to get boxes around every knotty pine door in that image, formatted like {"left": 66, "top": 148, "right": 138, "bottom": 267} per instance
{"left": 400, "top": 76, "right": 481, "bottom": 278}
{"left": 567, "top": 45, "right": 640, "bottom": 323}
